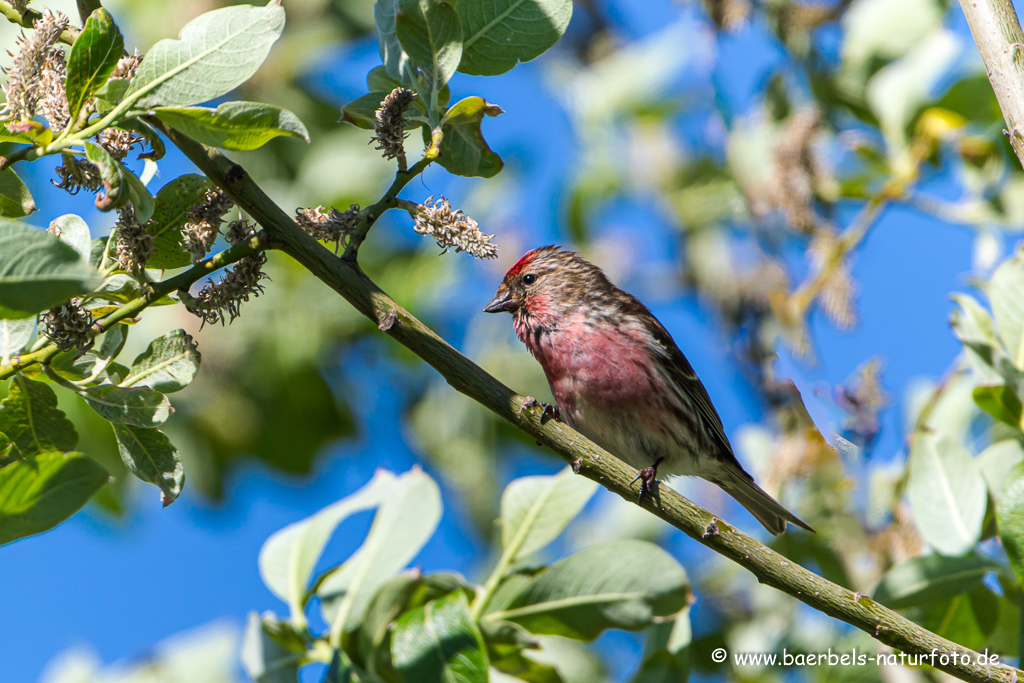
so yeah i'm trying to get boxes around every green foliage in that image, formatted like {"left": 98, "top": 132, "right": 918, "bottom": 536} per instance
{"left": 0, "top": 223, "right": 101, "bottom": 319}
{"left": 112, "top": 423, "right": 183, "bottom": 506}
{"left": 395, "top": 0, "right": 463, "bottom": 99}
{"left": 248, "top": 468, "right": 688, "bottom": 682}
{"left": 997, "top": 462, "right": 1024, "bottom": 588}
{"left": 906, "top": 432, "right": 987, "bottom": 556}
{"left": 0, "top": 377, "right": 78, "bottom": 458}
{"left": 0, "top": 168, "right": 35, "bottom": 218}
{"left": 489, "top": 541, "right": 691, "bottom": 640}
{"left": 872, "top": 554, "right": 1003, "bottom": 609}
{"left": 0, "top": 451, "right": 107, "bottom": 546}
{"left": 121, "top": 330, "right": 201, "bottom": 393}
{"left": 154, "top": 102, "right": 310, "bottom": 151}
{"left": 499, "top": 467, "right": 598, "bottom": 563}
{"left": 434, "top": 97, "right": 505, "bottom": 178}
{"left": 146, "top": 173, "right": 215, "bottom": 269}
{"left": 66, "top": 8, "right": 124, "bottom": 123}
{"left": 455, "top": 0, "right": 573, "bottom": 76}
{"left": 126, "top": 2, "right": 286, "bottom": 108}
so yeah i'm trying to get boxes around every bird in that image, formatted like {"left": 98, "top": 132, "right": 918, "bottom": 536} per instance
{"left": 484, "top": 245, "right": 813, "bottom": 535}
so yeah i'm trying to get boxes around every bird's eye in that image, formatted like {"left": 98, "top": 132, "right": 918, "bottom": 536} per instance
{"left": 523, "top": 273, "right": 537, "bottom": 285}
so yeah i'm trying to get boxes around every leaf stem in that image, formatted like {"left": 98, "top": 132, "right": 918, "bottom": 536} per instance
{"left": 341, "top": 128, "right": 443, "bottom": 261}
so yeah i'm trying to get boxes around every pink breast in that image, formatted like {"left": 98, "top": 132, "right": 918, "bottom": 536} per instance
{"left": 528, "top": 318, "right": 664, "bottom": 412}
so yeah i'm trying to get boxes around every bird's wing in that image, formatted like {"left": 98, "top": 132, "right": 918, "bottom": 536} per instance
{"left": 636, "top": 308, "right": 736, "bottom": 460}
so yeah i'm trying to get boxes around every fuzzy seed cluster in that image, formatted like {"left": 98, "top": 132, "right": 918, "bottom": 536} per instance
{"left": 110, "top": 53, "right": 142, "bottom": 80}
{"left": 769, "top": 109, "right": 824, "bottom": 233}
{"left": 98, "top": 127, "right": 145, "bottom": 162}
{"left": 181, "top": 188, "right": 234, "bottom": 263}
{"left": 38, "top": 48, "right": 68, "bottom": 131}
{"left": 114, "top": 204, "right": 154, "bottom": 276}
{"left": 43, "top": 298, "right": 94, "bottom": 352}
{"left": 371, "top": 88, "right": 416, "bottom": 161}
{"left": 295, "top": 204, "right": 361, "bottom": 251}
{"left": 808, "top": 228, "right": 856, "bottom": 330}
{"left": 53, "top": 154, "right": 101, "bottom": 195}
{"left": 184, "top": 220, "right": 269, "bottom": 327}
{"left": 413, "top": 196, "right": 497, "bottom": 259}
{"left": 1, "top": 9, "right": 68, "bottom": 123}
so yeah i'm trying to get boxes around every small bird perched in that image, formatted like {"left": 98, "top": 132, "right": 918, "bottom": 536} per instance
{"left": 484, "top": 245, "right": 813, "bottom": 535}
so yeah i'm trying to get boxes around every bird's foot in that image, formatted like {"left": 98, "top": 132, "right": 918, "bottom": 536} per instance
{"left": 630, "top": 457, "right": 665, "bottom": 505}
{"left": 519, "top": 396, "right": 561, "bottom": 424}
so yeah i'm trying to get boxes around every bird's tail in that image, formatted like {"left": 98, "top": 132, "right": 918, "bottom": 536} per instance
{"left": 718, "top": 464, "right": 814, "bottom": 535}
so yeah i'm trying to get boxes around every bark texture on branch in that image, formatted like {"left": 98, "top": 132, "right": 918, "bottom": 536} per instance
{"left": 152, "top": 120, "right": 1021, "bottom": 683}
{"left": 958, "top": 0, "right": 1024, "bottom": 169}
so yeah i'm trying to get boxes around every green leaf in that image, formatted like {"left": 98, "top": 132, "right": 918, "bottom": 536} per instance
{"left": 154, "top": 101, "right": 309, "bottom": 151}
{"left": 66, "top": 8, "right": 125, "bottom": 122}
{"left": 0, "top": 168, "right": 35, "bottom": 218}
{"left": 0, "top": 222, "right": 102, "bottom": 318}
{"left": 907, "top": 432, "right": 987, "bottom": 556}
{"left": 434, "top": 96, "right": 504, "bottom": 178}
{"left": 990, "top": 247, "right": 1024, "bottom": 369}
{"left": 490, "top": 540, "right": 691, "bottom": 640}
{"left": 82, "top": 385, "right": 170, "bottom": 427}
{"left": 126, "top": 2, "right": 286, "bottom": 108}
{"left": 920, "top": 587, "right": 999, "bottom": 653}
{"left": 121, "top": 329, "right": 200, "bottom": 393}
{"left": 0, "top": 317, "right": 34, "bottom": 364}
{"left": 112, "top": 423, "right": 183, "bottom": 506}
{"left": 866, "top": 29, "right": 958, "bottom": 151}
{"left": 320, "top": 468, "right": 443, "bottom": 635}
{"left": 48, "top": 325, "right": 127, "bottom": 385}
{"left": 341, "top": 91, "right": 393, "bottom": 130}
{"left": 997, "top": 462, "right": 1024, "bottom": 587}
{"left": 629, "top": 609, "right": 691, "bottom": 683}
{"left": 392, "top": 592, "right": 489, "bottom": 683}
{"left": 48, "top": 215, "right": 92, "bottom": 262}
{"left": 123, "top": 163, "right": 155, "bottom": 224}
{"left": 240, "top": 612, "right": 303, "bottom": 683}
{"left": 979, "top": 440, "right": 1024, "bottom": 498}
{"left": 395, "top": 0, "right": 463, "bottom": 93}
{"left": 146, "top": 174, "right": 215, "bottom": 269}
{"left": 366, "top": 64, "right": 450, "bottom": 111}
{"left": 258, "top": 470, "right": 395, "bottom": 619}
{"left": 500, "top": 467, "right": 598, "bottom": 563}
{"left": 0, "top": 377, "right": 78, "bottom": 458}
{"left": 0, "top": 451, "right": 107, "bottom": 545}
{"left": 85, "top": 141, "right": 130, "bottom": 213}
{"left": 374, "top": 0, "right": 405, "bottom": 81}
{"left": 455, "top": 0, "right": 573, "bottom": 76}
{"left": 486, "top": 619, "right": 562, "bottom": 683}
{"left": 872, "top": 554, "right": 1001, "bottom": 609}
{"left": 973, "top": 385, "right": 1022, "bottom": 427}
{"left": 94, "top": 78, "right": 131, "bottom": 112}
{"left": 348, "top": 570, "right": 475, "bottom": 679}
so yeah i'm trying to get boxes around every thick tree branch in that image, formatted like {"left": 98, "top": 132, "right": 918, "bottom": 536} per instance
{"left": 958, "top": 0, "right": 1024, "bottom": 169}
{"left": 153, "top": 123, "right": 1020, "bottom": 683}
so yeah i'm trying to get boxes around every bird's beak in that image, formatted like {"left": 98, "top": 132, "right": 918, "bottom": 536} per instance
{"left": 484, "top": 288, "right": 516, "bottom": 314}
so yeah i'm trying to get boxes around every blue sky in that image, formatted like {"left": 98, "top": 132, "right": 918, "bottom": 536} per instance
{"left": 1, "top": 0, "right": 1003, "bottom": 680}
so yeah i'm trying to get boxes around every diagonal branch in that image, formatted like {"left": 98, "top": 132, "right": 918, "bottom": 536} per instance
{"left": 958, "top": 0, "right": 1024, "bottom": 169}
{"left": 152, "top": 121, "right": 1021, "bottom": 683}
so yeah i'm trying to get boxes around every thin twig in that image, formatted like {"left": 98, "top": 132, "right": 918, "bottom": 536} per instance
{"left": 0, "top": 233, "right": 268, "bottom": 380}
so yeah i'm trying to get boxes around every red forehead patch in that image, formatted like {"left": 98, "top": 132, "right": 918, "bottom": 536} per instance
{"left": 505, "top": 245, "right": 560, "bottom": 279}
